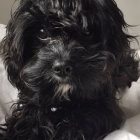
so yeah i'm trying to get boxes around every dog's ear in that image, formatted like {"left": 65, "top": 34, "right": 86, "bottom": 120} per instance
{"left": 1, "top": 16, "right": 24, "bottom": 89}
{"left": 93, "top": 0, "right": 139, "bottom": 88}
{"left": 0, "top": 3, "right": 34, "bottom": 89}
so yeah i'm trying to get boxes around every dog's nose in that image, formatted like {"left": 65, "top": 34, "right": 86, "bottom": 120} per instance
{"left": 53, "top": 62, "right": 72, "bottom": 77}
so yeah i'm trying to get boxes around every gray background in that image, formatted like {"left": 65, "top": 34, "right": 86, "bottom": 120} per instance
{"left": 0, "top": 0, "right": 140, "bottom": 48}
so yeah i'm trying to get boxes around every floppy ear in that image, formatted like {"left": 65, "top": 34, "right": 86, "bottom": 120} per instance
{"left": 94, "top": 0, "right": 139, "bottom": 88}
{"left": 0, "top": 2, "right": 34, "bottom": 89}
{"left": 1, "top": 18, "right": 24, "bottom": 89}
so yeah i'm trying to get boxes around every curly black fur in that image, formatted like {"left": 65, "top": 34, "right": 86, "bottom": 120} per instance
{"left": 0, "top": 0, "right": 139, "bottom": 139}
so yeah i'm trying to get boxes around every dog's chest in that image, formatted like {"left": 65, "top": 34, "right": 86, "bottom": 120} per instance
{"left": 45, "top": 101, "right": 98, "bottom": 126}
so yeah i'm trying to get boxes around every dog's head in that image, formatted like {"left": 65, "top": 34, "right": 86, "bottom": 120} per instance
{"left": 1, "top": 0, "right": 138, "bottom": 100}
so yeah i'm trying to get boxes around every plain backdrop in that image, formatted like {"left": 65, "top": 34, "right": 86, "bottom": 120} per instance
{"left": 0, "top": 0, "right": 140, "bottom": 49}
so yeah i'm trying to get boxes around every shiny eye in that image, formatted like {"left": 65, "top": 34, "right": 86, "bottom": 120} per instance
{"left": 38, "top": 28, "right": 48, "bottom": 40}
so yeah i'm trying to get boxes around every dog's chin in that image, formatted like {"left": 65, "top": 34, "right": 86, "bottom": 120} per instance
{"left": 52, "top": 74, "right": 74, "bottom": 100}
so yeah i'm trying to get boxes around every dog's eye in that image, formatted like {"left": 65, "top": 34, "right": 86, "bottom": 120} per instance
{"left": 38, "top": 29, "right": 48, "bottom": 40}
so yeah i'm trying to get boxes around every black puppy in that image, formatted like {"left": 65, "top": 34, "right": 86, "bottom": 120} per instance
{"left": 0, "top": 0, "right": 139, "bottom": 139}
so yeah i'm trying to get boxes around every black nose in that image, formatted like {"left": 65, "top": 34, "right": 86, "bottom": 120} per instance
{"left": 53, "top": 63, "right": 72, "bottom": 77}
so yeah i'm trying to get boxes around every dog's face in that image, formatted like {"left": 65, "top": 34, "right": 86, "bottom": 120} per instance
{"left": 2, "top": 0, "right": 138, "bottom": 101}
